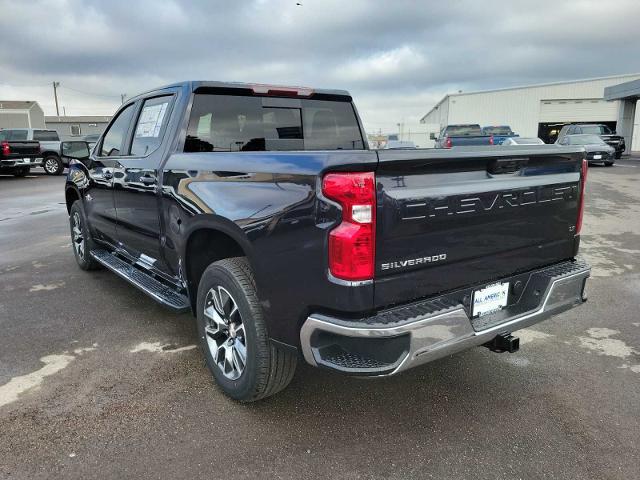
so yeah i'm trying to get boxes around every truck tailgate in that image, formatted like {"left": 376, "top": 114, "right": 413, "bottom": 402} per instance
{"left": 4, "top": 140, "right": 40, "bottom": 157}
{"left": 374, "top": 146, "right": 585, "bottom": 308}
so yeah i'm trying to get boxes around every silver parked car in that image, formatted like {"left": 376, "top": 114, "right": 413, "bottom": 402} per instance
{"left": 556, "top": 134, "right": 615, "bottom": 166}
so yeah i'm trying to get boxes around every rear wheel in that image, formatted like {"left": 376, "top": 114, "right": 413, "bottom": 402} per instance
{"left": 604, "top": 161, "right": 615, "bottom": 167}
{"left": 13, "top": 167, "right": 30, "bottom": 177}
{"left": 44, "top": 155, "right": 64, "bottom": 175}
{"left": 196, "top": 257, "right": 296, "bottom": 401}
{"left": 69, "top": 202, "right": 100, "bottom": 270}
{"left": 615, "top": 151, "right": 622, "bottom": 159}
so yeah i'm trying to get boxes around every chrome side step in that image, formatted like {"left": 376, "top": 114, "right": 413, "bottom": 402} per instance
{"left": 90, "top": 249, "right": 190, "bottom": 312}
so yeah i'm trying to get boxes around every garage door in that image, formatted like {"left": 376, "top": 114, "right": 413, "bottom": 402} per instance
{"left": 538, "top": 99, "right": 619, "bottom": 123}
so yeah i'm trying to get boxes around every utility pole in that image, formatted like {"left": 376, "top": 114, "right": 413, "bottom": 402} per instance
{"left": 63, "top": 106, "right": 66, "bottom": 116}
{"left": 121, "top": 93, "right": 126, "bottom": 104}
{"left": 52, "top": 81, "right": 60, "bottom": 116}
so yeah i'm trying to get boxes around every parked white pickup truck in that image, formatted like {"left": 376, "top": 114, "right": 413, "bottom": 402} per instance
{"left": 0, "top": 128, "right": 66, "bottom": 175}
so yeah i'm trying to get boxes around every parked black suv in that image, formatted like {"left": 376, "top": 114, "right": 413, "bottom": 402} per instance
{"left": 557, "top": 124, "right": 625, "bottom": 159}
{"left": 62, "top": 81, "right": 591, "bottom": 401}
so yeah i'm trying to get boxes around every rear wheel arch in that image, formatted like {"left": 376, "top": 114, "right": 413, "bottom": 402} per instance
{"left": 40, "top": 150, "right": 60, "bottom": 159}
{"left": 184, "top": 227, "right": 251, "bottom": 312}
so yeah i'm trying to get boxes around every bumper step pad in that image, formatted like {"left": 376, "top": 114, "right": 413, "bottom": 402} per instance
{"left": 90, "top": 249, "right": 189, "bottom": 312}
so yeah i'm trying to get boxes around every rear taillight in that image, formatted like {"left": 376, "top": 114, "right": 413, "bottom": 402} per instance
{"left": 576, "top": 159, "right": 588, "bottom": 235}
{"left": 1, "top": 141, "right": 10, "bottom": 156}
{"left": 322, "top": 172, "right": 376, "bottom": 282}
{"left": 444, "top": 136, "right": 452, "bottom": 148}
{"left": 489, "top": 135, "right": 494, "bottom": 145}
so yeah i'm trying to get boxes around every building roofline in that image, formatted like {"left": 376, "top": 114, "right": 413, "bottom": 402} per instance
{"left": 420, "top": 94, "right": 449, "bottom": 123}
{"left": 420, "top": 72, "right": 640, "bottom": 123}
{"left": 45, "top": 115, "right": 112, "bottom": 122}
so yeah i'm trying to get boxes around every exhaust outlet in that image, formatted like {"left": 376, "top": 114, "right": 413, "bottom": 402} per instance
{"left": 484, "top": 332, "right": 520, "bottom": 353}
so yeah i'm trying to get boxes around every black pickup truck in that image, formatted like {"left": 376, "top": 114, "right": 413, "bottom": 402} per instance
{"left": 63, "top": 81, "right": 591, "bottom": 401}
{"left": 0, "top": 129, "right": 41, "bottom": 176}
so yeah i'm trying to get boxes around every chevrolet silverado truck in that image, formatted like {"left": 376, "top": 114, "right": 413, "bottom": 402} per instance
{"left": 0, "top": 129, "right": 41, "bottom": 176}
{"left": 0, "top": 128, "right": 65, "bottom": 175}
{"left": 62, "top": 81, "right": 591, "bottom": 402}
{"left": 433, "top": 124, "right": 494, "bottom": 148}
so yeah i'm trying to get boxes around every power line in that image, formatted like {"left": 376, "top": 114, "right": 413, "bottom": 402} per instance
{"left": 59, "top": 85, "right": 123, "bottom": 99}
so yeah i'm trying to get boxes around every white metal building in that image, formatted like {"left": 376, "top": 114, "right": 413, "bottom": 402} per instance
{"left": 421, "top": 73, "right": 640, "bottom": 151}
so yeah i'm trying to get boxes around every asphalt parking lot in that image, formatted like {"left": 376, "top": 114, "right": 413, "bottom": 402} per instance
{"left": 1, "top": 159, "right": 639, "bottom": 480}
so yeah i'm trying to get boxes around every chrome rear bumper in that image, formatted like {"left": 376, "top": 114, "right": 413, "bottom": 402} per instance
{"left": 300, "top": 259, "right": 590, "bottom": 376}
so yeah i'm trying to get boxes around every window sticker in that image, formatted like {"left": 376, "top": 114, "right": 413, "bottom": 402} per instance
{"left": 135, "top": 102, "right": 168, "bottom": 138}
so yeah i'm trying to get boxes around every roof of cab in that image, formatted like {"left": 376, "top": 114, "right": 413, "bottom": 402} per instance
{"left": 129, "top": 81, "right": 351, "bottom": 101}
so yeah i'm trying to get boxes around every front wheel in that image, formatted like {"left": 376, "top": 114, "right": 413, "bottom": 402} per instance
{"left": 69, "top": 202, "right": 100, "bottom": 270}
{"left": 43, "top": 155, "right": 64, "bottom": 175}
{"left": 196, "top": 257, "right": 297, "bottom": 402}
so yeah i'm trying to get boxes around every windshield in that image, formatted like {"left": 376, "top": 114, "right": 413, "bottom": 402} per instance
{"left": 444, "top": 125, "right": 482, "bottom": 136}
{"left": 581, "top": 125, "right": 612, "bottom": 135}
{"left": 184, "top": 94, "right": 364, "bottom": 152}
{"left": 483, "top": 126, "right": 512, "bottom": 135}
{"left": 568, "top": 134, "right": 606, "bottom": 145}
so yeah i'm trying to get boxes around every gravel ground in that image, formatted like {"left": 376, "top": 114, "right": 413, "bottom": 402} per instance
{"left": 1, "top": 159, "right": 639, "bottom": 480}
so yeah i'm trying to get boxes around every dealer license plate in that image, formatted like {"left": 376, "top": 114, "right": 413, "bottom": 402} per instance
{"left": 472, "top": 282, "right": 509, "bottom": 317}
{"left": 593, "top": 154, "right": 602, "bottom": 160}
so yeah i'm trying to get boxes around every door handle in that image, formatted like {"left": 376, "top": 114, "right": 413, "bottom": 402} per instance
{"left": 139, "top": 174, "right": 156, "bottom": 185}
{"left": 103, "top": 170, "right": 113, "bottom": 180}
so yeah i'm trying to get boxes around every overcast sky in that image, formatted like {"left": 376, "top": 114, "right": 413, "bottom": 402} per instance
{"left": 1, "top": 0, "right": 639, "bottom": 133}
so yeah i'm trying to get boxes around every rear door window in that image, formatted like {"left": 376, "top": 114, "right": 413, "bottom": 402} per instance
{"left": 130, "top": 96, "right": 172, "bottom": 156}
{"left": 33, "top": 130, "right": 60, "bottom": 141}
{"left": 184, "top": 94, "right": 363, "bottom": 152}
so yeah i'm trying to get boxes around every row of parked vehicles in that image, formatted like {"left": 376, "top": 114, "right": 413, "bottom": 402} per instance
{"left": 429, "top": 123, "right": 624, "bottom": 166}
{"left": 0, "top": 128, "right": 99, "bottom": 177}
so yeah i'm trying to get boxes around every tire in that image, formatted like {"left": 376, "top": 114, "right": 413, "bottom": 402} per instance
{"left": 615, "top": 151, "right": 622, "bottom": 159}
{"left": 13, "top": 167, "right": 30, "bottom": 177}
{"left": 196, "top": 257, "right": 296, "bottom": 402}
{"left": 69, "top": 201, "right": 100, "bottom": 270}
{"left": 43, "top": 155, "right": 64, "bottom": 175}
{"left": 604, "top": 161, "right": 615, "bottom": 167}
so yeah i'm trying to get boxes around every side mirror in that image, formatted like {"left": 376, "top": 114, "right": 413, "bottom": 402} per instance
{"left": 429, "top": 133, "right": 437, "bottom": 140}
{"left": 61, "top": 141, "right": 90, "bottom": 161}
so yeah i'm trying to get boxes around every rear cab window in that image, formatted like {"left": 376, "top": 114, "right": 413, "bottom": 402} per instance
{"left": 444, "top": 125, "right": 482, "bottom": 136}
{"left": 184, "top": 93, "right": 364, "bottom": 152}
{"left": 0, "top": 130, "right": 28, "bottom": 141}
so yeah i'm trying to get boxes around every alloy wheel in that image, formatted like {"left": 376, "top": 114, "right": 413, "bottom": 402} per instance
{"left": 203, "top": 286, "right": 247, "bottom": 380}
{"left": 45, "top": 158, "right": 59, "bottom": 174}
{"left": 72, "top": 212, "right": 85, "bottom": 259}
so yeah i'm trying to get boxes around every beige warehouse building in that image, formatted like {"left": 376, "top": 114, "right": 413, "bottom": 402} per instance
{"left": 0, "top": 100, "right": 45, "bottom": 129}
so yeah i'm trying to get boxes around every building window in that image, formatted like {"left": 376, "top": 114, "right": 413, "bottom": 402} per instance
{"left": 70, "top": 124, "right": 81, "bottom": 136}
